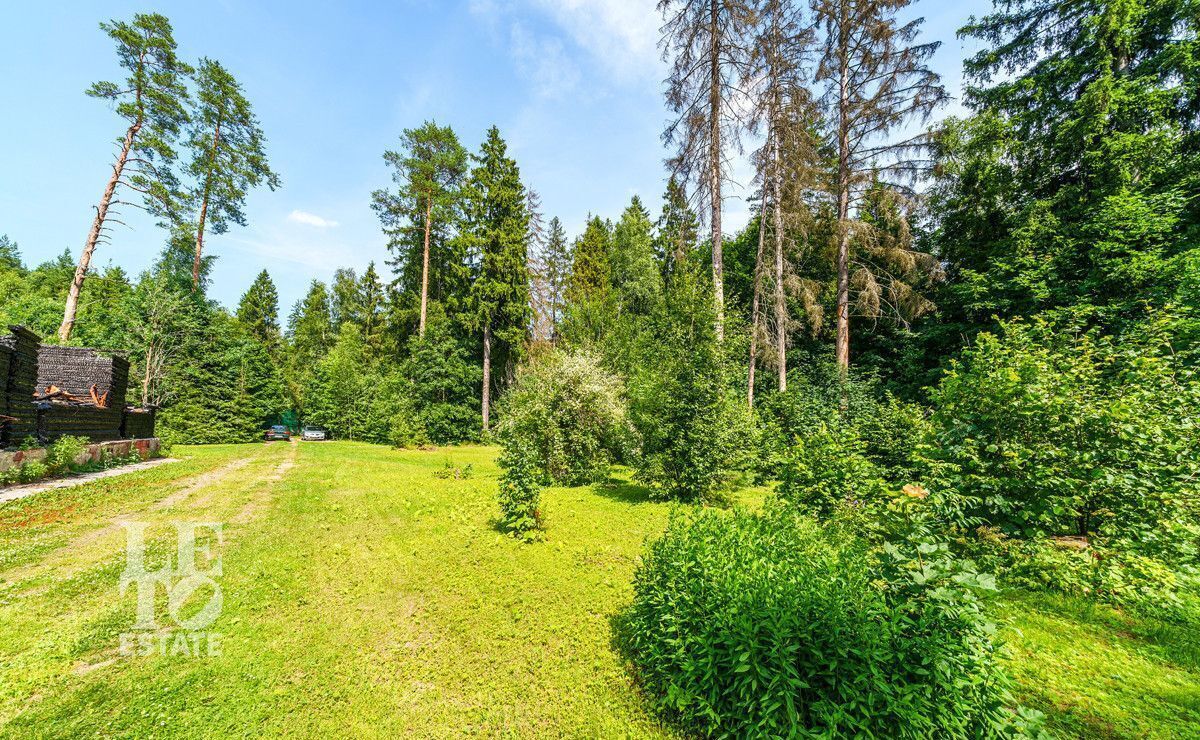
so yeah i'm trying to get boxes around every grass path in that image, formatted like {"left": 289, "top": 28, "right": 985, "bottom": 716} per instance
{"left": 1, "top": 441, "right": 1198, "bottom": 737}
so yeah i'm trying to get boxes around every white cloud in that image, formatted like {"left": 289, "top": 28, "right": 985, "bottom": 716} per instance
{"left": 287, "top": 209, "right": 339, "bottom": 228}
{"left": 510, "top": 22, "right": 582, "bottom": 99}
{"left": 528, "top": 0, "right": 662, "bottom": 83}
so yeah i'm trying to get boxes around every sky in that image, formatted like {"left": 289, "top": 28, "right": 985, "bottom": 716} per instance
{"left": 0, "top": 0, "right": 991, "bottom": 312}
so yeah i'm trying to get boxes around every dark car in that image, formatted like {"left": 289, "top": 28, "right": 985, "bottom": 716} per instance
{"left": 264, "top": 425, "right": 291, "bottom": 441}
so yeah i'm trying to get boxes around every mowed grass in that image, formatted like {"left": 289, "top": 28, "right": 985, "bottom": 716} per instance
{"left": 995, "top": 593, "right": 1200, "bottom": 738}
{"left": 0, "top": 441, "right": 684, "bottom": 737}
{"left": 0, "top": 440, "right": 1196, "bottom": 738}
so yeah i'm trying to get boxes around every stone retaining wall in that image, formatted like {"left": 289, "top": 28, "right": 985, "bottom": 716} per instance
{"left": 0, "top": 438, "right": 161, "bottom": 473}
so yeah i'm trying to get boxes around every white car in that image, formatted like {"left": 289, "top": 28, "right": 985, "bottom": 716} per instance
{"left": 301, "top": 426, "right": 327, "bottom": 441}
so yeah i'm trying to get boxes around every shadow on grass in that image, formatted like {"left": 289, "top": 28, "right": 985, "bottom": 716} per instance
{"left": 608, "top": 608, "right": 691, "bottom": 737}
{"left": 1003, "top": 590, "right": 1200, "bottom": 673}
{"left": 592, "top": 478, "right": 657, "bottom": 505}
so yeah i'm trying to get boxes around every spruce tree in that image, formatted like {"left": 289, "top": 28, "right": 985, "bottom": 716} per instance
{"left": 330, "top": 267, "right": 361, "bottom": 331}
{"left": 929, "top": 0, "right": 1200, "bottom": 338}
{"left": 60, "top": 13, "right": 192, "bottom": 341}
{"left": 291, "top": 280, "right": 335, "bottom": 363}
{"left": 358, "top": 262, "right": 387, "bottom": 353}
{"left": 187, "top": 58, "right": 280, "bottom": 291}
{"left": 654, "top": 176, "right": 700, "bottom": 286}
{"left": 0, "top": 235, "right": 21, "bottom": 272}
{"left": 610, "top": 196, "right": 662, "bottom": 316}
{"left": 568, "top": 216, "right": 613, "bottom": 305}
{"left": 236, "top": 269, "right": 281, "bottom": 349}
{"left": 462, "top": 127, "right": 531, "bottom": 433}
{"left": 543, "top": 217, "right": 572, "bottom": 340}
{"left": 525, "top": 189, "right": 554, "bottom": 342}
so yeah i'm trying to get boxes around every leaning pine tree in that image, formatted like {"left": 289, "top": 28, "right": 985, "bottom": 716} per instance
{"left": 813, "top": 0, "right": 946, "bottom": 371}
{"left": 60, "top": 13, "right": 192, "bottom": 342}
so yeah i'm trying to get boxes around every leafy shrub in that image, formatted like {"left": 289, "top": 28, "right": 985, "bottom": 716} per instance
{"left": 388, "top": 407, "right": 429, "bottom": 449}
{"left": 776, "top": 423, "right": 886, "bottom": 517}
{"left": 366, "top": 372, "right": 428, "bottom": 449}
{"left": 755, "top": 362, "right": 929, "bottom": 483}
{"left": 46, "top": 435, "right": 89, "bottom": 475}
{"left": 630, "top": 335, "right": 752, "bottom": 502}
{"left": 496, "top": 439, "right": 543, "bottom": 541}
{"left": 622, "top": 505, "right": 1019, "bottom": 737}
{"left": 927, "top": 315, "right": 1200, "bottom": 542}
{"left": 16, "top": 460, "right": 48, "bottom": 484}
{"left": 496, "top": 349, "right": 632, "bottom": 486}
{"left": 965, "top": 531, "right": 1200, "bottom": 624}
{"left": 434, "top": 461, "right": 474, "bottom": 480}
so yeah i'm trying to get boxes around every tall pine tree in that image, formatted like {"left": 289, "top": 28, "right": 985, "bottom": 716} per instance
{"left": 187, "top": 58, "right": 280, "bottom": 291}
{"left": 373, "top": 122, "right": 469, "bottom": 338}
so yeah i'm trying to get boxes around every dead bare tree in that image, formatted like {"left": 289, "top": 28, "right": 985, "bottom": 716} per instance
{"left": 659, "top": 0, "right": 756, "bottom": 342}
{"left": 747, "top": 0, "right": 815, "bottom": 402}
{"left": 812, "top": 0, "right": 946, "bottom": 371}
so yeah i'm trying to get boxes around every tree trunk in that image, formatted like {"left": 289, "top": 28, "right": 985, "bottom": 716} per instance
{"left": 60, "top": 121, "right": 141, "bottom": 342}
{"left": 748, "top": 207, "right": 767, "bottom": 408}
{"left": 419, "top": 198, "right": 433, "bottom": 339}
{"left": 193, "top": 120, "right": 222, "bottom": 291}
{"left": 482, "top": 322, "right": 492, "bottom": 434}
{"left": 709, "top": 0, "right": 724, "bottom": 342}
{"left": 834, "top": 12, "right": 852, "bottom": 374}
{"left": 193, "top": 194, "right": 209, "bottom": 291}
{"left": 771, "top": 115, "right": 787, "bottom": 392}
{"left": 141, "top": 345, "right": 153, "bottom": 407}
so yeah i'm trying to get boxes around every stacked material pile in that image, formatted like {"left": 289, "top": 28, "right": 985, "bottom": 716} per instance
{"left": 35, "top": 345, "right": 131, "bottom": 442}
{"left": 121, "top": 407, "right": 157, "bottom": 439}
{"left": 0, "top": 326, "right": 41, "bottom": 445}
{"left": 0, "top": 327, "right": 156, "bottom": 447}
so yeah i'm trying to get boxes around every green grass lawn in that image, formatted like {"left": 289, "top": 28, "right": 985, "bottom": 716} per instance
{"left": 0, "top": 441, "right": 1197, "bottom": 737}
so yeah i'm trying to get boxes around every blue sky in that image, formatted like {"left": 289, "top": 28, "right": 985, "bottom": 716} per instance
{"left": 0, "top": 0, "right": 991, "bottom": 312}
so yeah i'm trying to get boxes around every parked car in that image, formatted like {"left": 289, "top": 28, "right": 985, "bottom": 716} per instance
{"left": 301, "top": 425, "right": 327, "bottom": 441}
{"left": 264, "top": 425, "right": 291, "bottom": 441}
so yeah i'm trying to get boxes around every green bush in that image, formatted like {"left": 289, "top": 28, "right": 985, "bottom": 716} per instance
{"left": 46, "top": 435, "right": 89, "bottom": 475}
{"left": 755, "top": 363, "right": 929, "bottom": 483}
{"left": 622, "top": 506, "right": 1019, "bottom": 737}
{"left": 631, "top": 334, "right": 752, "bottom": 502}
{"left": 16, "top": 460, "right": 48, "bottom": 484}
{"left": 927, "top": 315, "right": 1200, "bottom": 542}
{"left": 496, "top": 349, "right": 632, "bottom": 486}
{"left": 496, "top": 439, "right": 543, "bottom": 541}
{"left": 964, "top": 530, "right": 1200, "bottom": 624}
{"left": 776, "top": 423, "right": 886, "bottom": 517}
{"left": 388, "top": 407, "right": 429, "bottom": 449}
